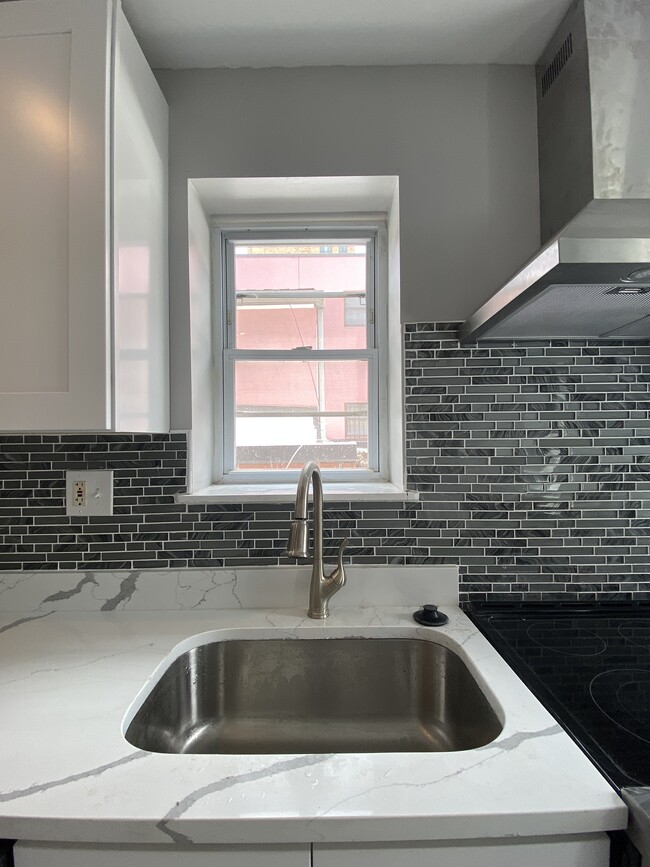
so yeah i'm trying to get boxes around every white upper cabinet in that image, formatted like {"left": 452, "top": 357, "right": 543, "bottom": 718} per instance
{"left": 0, "top": 0, "right": 169, "bottom": 431}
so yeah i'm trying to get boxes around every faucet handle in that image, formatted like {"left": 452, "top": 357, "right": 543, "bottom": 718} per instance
{"left": 314, "top": 538, "right": 348, "bottom": 618}
{"left": 333, "top": 537, "right": 348, "bottom": 580}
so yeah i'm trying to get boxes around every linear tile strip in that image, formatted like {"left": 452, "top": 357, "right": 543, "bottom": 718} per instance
{"left": 1, "top": 324, "right": 649, "bottom": 603}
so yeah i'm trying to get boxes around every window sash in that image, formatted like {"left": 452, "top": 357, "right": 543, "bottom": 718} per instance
{"left": 216, "top": 224, "right": 384, "bottom": 484}
{"left": 223, "top": 229, "right": 377, "bottom": 353}
{"left": 222, "top": 349, "right": 379, "bottom": 480}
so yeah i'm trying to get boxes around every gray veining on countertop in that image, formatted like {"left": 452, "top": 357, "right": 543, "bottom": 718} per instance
{"left": 0, "top": 567, "right": 627, "bottom": 846}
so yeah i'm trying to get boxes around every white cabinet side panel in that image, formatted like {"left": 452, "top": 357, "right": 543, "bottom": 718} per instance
{"left": 113, "top": 7, "right": 169, "bottom": 432}
{"left": 0, "top": 33, "right": 70, "bottom": 395}
{"left": 14, "top": 842, "right": 311, "bottom": 867}
{"left": 0, "top": 0, "right": 112, "bottom": 430}
{"left": 187, "top": 183, "right": 214, "bottom": 490}
{"left": 313, "top": 834, "right": 610, "bottom": 867}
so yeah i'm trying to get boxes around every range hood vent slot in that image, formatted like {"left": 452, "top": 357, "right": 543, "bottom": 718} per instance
{"left": 606, "top": 286, "right": 650, "bottom": 296}
{"left": 540, "top": 32, "right": 573, "bottom": 98}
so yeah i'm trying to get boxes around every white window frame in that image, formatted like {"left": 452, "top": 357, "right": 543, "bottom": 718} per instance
{"left": 212, "top": 218, "right": 389, "bottom": 485}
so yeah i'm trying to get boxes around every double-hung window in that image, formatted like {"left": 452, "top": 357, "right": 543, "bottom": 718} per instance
{"left": 218, "top": 225, "right": 385, "bottom": 483}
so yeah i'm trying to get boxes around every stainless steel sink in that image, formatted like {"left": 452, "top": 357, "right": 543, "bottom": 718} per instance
{"left": 125, "top": 637, "right": 502, "bottom": 754}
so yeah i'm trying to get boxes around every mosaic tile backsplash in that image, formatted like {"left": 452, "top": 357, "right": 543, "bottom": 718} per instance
{"left": 1, "top": 323, "right": 649, "bottom": 603}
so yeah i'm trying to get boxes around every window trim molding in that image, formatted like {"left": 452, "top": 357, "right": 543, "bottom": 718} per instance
{"left": 176, "top": 481, "right": 419, "bottom": 505}
{"left": 211, "top": 216, "right": 389, "bottom": 485}
{"left": 183, "top": 177, "right": 410, "bottom": 504}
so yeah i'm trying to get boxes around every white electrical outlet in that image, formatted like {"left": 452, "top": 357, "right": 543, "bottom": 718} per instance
{"left": 73, "top": 480, "right": 86, "bottom": 507}
{"left": 66, "top": 471, "right": 114, "bottom": 516}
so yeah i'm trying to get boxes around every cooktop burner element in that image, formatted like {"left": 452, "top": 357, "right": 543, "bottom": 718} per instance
{"left": 527, "top": 620, "right": 607, "bottom": 657}
{"left": 619, "top": 621, "right": 650, "bottom": 650}
{"left": 468, "top": 604, "right": 650, "bottom": 791}
{"left": 589, "top": 669, "right": 650, "bottom": 747}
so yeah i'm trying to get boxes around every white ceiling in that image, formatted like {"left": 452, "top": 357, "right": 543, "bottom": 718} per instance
{"left": 121, "top": 0, "right": 574, "bottom": 69}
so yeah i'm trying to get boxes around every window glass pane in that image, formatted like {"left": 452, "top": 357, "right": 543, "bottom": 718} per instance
{"left": 344, "top": 295, "right": 366, "bottom": 327}
{"left": 233, "top": 241, "right": 369, "bottom": 350}
{"left": 233, "top": 359, "right": 369, "bottom": 471}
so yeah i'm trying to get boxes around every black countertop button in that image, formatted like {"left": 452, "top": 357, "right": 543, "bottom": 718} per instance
{"left": 413, "top": 604, "right": 448, "bottom": 627}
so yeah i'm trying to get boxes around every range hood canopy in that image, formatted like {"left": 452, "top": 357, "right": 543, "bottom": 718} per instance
{"left": 460, "top": 0, "right": 650, "bottom": 342}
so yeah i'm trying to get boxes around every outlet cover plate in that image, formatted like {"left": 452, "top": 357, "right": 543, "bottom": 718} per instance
{"left": 66, "top": 470, "right": 114, "bottom": 516}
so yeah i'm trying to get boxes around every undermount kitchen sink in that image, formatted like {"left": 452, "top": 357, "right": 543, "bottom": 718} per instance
{"left": 125, "top": 637, "right": 502, "bottom": 754}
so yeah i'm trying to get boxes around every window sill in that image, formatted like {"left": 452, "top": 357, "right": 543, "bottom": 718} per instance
{"left": 176, "top": 482, "right": 419, "bottom": 505}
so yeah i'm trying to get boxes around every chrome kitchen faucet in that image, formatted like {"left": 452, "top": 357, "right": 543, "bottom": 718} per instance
{"left": 286, "top": 461, "right": 347, "bottom": 618}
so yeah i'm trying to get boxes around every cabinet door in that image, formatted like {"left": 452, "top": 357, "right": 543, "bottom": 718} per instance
{"left": 112, "top": 6, "right": 169, "bottom": 432}
{"left": 313, "top": 834, "right": 610, "bottom": 867}
{"left": 14, "top": 842, "right": 311, "bottom": 867}
{"left": 0, "top": 0, "right": 112, "bottom": 430}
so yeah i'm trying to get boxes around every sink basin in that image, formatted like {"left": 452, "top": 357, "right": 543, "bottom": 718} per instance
{"left": 125, "top": 637, "right": 502, "bottom": 754}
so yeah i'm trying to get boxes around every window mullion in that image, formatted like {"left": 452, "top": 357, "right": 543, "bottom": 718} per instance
{"left": 225, "top": 349, "right": 377, "bottom": 362}
{"left": 236, "top": 290, "right": 367, "bottom": 300}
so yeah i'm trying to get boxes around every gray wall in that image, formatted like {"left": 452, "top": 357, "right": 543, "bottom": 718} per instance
{"left": 155, "top": 65, "right": 540, "bottom": 429}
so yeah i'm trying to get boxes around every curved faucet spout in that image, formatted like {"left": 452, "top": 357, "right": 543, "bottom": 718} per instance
{"left": 286, "top": 461, "right": 347, "bottom": 619}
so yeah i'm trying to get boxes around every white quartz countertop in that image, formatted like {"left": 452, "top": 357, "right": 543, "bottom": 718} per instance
{"left": 0, "top": 566, "right": 627, "bottom": 846}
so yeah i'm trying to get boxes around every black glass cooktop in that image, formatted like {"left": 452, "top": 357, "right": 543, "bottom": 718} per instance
{"left": 468, "top": 603, "right": 650, "bottom": 791}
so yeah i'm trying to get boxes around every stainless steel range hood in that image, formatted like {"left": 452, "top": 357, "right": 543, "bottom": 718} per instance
{"left": 460, "top": 0, "right": 650, "bottom": 342}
